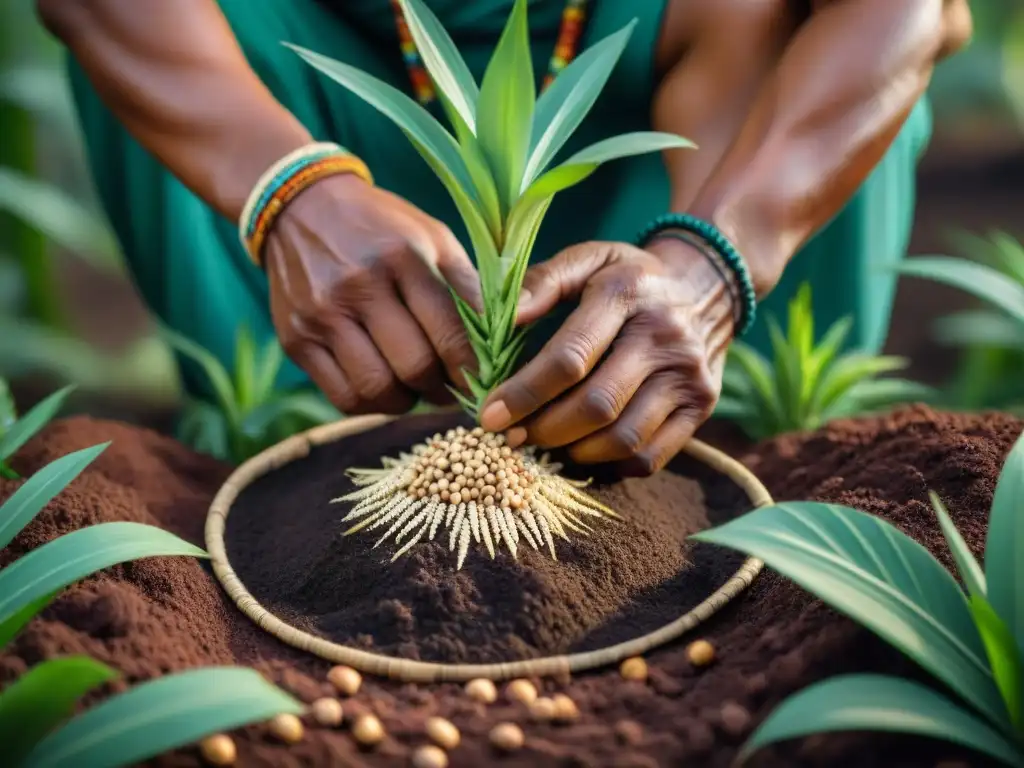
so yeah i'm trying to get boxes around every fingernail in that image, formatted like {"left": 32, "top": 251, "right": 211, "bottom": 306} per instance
{"left": 480, "top": 400, "right": 512, "bottom": 432}
{"left": 506, "top": 427, "right": 528, "bottom": 449}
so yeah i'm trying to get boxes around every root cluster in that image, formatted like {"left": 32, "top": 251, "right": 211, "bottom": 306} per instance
{"left": 334, "top": 426, "right": 618, "bottom": 568}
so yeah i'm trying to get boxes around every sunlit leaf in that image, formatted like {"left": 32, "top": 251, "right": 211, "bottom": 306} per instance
{"left": 823, "top": 378, "right": 935, "bottom": 420}
{"left": 252, "top": 338, "right": 285, "bottom": 406}
{"left": 898, "top": 257, "right": 1024, "bottom": 325}
{"left": 929, "top": 491, "right": 986, "bottom": 598}
{"left": 159, "top": 328, "right": 238, "bottom": 424}
{"left": 0, "top": 384, "right": 74, "bottom": 464}
{"left": 0, "top": 656, "right": 117, "bottom": 766}
{"left": 233, "top": 327, "right": 256, "bottom": 411}
{"left": 692, "top": 501, "right": 1008, "bottom": 727}
{"left": 737, "top": 674, "right": 1023, "bottom": 766}
{"left": 813, "top": 354, "right": 910, "bottom": 413}
{"left": 985, "top": 430, "right": 1024, "bottom": 657}
{"left": 240, "top": 392, "right": 340, "bottom": 438}
{"left": 969, "top": 595, "right": 1022, "bottom": 728}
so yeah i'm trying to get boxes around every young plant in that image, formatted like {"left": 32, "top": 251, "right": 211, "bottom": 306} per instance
{"left": 692, "top": 430, "right": 1024, "bottom": 765}
{"left": 898, "top": 231, "right": 1024, "bottom": 411}
{"left": 0, "top": 380, "right": 74, "bottom": 480}
{"left": 163, "top": 327, "right": 341, "bottom": 464}
{"left": 288, "top": 0, "right": 691, "bottom": 567}
{"left": 717, "top": 283, "right": 934, "bottom": 441}
{"left": 0, "top": 435, "right": 302, "bottom": 767}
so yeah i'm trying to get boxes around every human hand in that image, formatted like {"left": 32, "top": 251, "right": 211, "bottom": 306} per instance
{"left": 479, "top": 237, "right": 736, "bottom": 475}
{"left": 264, "top": 174, "right": 482, "bottom": 414}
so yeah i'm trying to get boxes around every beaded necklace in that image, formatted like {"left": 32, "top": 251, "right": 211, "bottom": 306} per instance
{"left": 390, "top": 0, "right": 590, "bottom": 106}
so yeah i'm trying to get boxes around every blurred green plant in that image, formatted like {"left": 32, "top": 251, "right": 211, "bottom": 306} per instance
{"left": 0, "top": 400, "right": 303, "bottom": 767}
{"left": 164, "top": 327, "right": 341, "bottom": 463}
{"left": 0, "top": 381, "right": 74, "bottom": 479}
{"left": 716, "top": 284, "right": 933, "bottom": 441}
{"left": 694, "top": 428, "right": 1024, "bottom": 766}
{"left": 898, "top": 231, "right": 1024, "bottom": 413}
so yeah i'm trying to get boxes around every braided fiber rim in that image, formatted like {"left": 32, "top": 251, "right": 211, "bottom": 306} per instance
{"left": 205, "top": 414, "right": 770, "bottom": 683}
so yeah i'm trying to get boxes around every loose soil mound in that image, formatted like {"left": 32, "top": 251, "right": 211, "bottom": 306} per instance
{"left": 226, "top": 412, "right": 748, "bottom": 664}
{"left": 1, "top": 406, "right": 1019, "bottom": 767}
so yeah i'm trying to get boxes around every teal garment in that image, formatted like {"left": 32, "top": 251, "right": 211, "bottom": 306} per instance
{"left": 68, "top": 0, "right": 931, "bottom": 399}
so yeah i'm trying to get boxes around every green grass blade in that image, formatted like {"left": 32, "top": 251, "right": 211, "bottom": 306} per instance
{"left": 524, "top": 21, "right": 635, "bottom": 185}
{"left": 477, "top": 0, "right": 534, "bottom": 212}
{"left": 240, "top": 392, "right": 340, "bottom": 438}
{"left": 177, "top": 402, "right": 230, "bottom": 462}
{"left": 0, "top": 443, "right": 109, "bottom": 551}
{"left": 897, "top": 257, "right": 1024, "bottom": 325}
{"left": 767, "top": 316, "right": 802, "bottom": 430}
{"left": 447, "top": 109, "right": 502, "bottom": 238}
{"left": 0, "top": 592, "right": 56, "bottom": 650}
{"left": 22, "top": 667, "right": 303, "bottom": 768}
{"left": 969, "top": 595, "right": 1023, "bottom": 729}
{"left": 252, "top": 338, "right": 285, "bottom": 405}
{"left": 929, "top": 491, "right": 986, "bottom": 599}
{"left": 989, "top": 231, "right": 1024, "bottom": 284}
{"left": 0, "top": 384, "right": 75, "bottom": 464}
{"left": 0, "top": 522, "right": 207, "bottom": 629}
{"left": 0, "top": 656, "right": 117, "bottom": 766}
{"left": 559, "top": 131, "right": 695, "bottom": 167}
{"left": 934, "top": 310, "right": 1024, "bottom": 351}
{"left": 159, "top": 328, "right": 238, "bottom": 423}
{"left": 985, "top": 430, "right": 1024, "bottom": 658}
{"left": 825, "top": 378, "right": 935, "bottom": 420}
{"left": 712, "top": 395, "right": 756, "bottom": 422}
{"left": 813, "top": 354, "right": 910, "bottom": 414}
{"left": 397, "top": 0, "right": 479, "bottom": 132}
{"left": 737, "top": 674, "right": 1024, "bottom": 767}
{"left": 233, "top": 327, "right": 256, "bottom": 412}
{"left": 0, "top": 377, "right": 16, "bottom": 434}
{"left": 692, "top": 501, "right": 1008, "bottom": 728}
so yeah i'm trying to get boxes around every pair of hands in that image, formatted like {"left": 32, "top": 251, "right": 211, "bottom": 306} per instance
{"left": 264, "top": 175, "right": 735, "bottom": 475}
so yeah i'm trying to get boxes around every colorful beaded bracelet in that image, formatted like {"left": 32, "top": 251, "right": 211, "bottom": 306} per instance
{"left": 635, "top": 212, "right": 757, "bottom": 337}
{"left": 238, "top": 142, "right": 374, "bottom": 267}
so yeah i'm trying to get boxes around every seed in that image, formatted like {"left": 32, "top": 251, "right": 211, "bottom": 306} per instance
{"left": 411, "top": 744, "right": 449, "bottom": 768}
{"left": 686, "top": 639, "right": 716, "bottom": 667}
{"left": 465, "top": 678, "right": 497, "bottom": 703}
{"left": 268, "top": 713, "right": 304, "bottom": 743}
{"left": 505, "top": 679, "right": 537, "bottom": 704}
{"left": 472, "top": 427, "right": 484, "bottom": 437}
{"left": 310, "top": 697, "right": 344, "bottom": 727}
{"left": 510, "top": 494, "right": 523, "bottom": 509}
{"left": 485, "top": 473, "right": 496, "bottom": 485}
{"left": 199, "top": 734, "right": 236, "bottom": 766}
{"left": 424, "top": 717, "right": 460, "bottom": 749}
{"left": 552, "top": 693, "right": 579, "bottom": 722}
{"left": 441, "top": 490, "right": 450, "bottom": 501}
{"left": 619, "top": 657, "right": 648, "bottom": 682}
{"left": 529, "top": 696, "right": 557, "bottom": 721}
{"left": 489, "top": 722, "right": 524, "bottom": 752}
{"left": 435, "top": 458, "right": 449, "bottom": 470}
{"left": 352, "top": 714, "right": 385, "bottom": 746}
{"left": 496, "top": 469, "right": 507, "bottom": 480}
{"left": 449, "top": 491, "right": 462, "bottom": 505}
{"left": 437, "top": 478, "right": 450, "bottom": 491}
{"left": 500, "top": 446, "right": 512, "bottom": 457}
{"left": 327, "top": 665, "right": 362, "bottom": 696}
{"left": 429, "top": 483, "right": 439, "bottom": 495}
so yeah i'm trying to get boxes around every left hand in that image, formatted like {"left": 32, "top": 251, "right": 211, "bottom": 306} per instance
{"left": 479, "top": 237, "right": 736, "bottom": 476}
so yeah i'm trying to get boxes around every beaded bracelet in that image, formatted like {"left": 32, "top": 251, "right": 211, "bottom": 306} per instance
{"left": 238, "top": 142, "right": 374, "bottom": 267}
{"left": 635, "top": 212, "right": 757, "bottom": 337}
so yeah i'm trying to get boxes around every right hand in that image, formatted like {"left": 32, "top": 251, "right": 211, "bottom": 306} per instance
{"left": 264, "top": 173, "right": 482, "bottom": 415}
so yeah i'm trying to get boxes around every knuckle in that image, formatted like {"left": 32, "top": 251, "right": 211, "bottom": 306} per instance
{"left": 582, "top": 385, "right": 622, "bottom": 426}
{"left": 609, "top": 424, "right": 645, "bottom": 456}
{"left": 355, "top": 371, "right": 399, "bottom": 404}
{"left": 555, "top": 335, "right": 593, "bottom": 383}
{"left": 633, "top": 451, "right": 663, "bottom": 477}
{"left": 394, "top": 349, "right": 438, "bottom": 388}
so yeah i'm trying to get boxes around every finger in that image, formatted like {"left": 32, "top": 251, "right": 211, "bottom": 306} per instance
{"left": 426, "top": 222, "right": 484, "bottom": 312}
{"left": 523, "top": 340, "right": 652, "bottom": 449}
{"left": 480, "top": 290, "right": 629, "bottom": 433}
{"left": 394, "top": 255, "right": 478, "bottom": 391}
{"left": 290, "top": 342, "right": 359, "bottom": 414}
{"left": 326, "top": 316, "right": 416, "bottom": 414}
{"left": 618, "top": 407, "right": 704, "bottom": 477}
{"left": 516, "top": 243, "right": 618, "bottom": 325}
{"left": 568, "top": 372, "right": 679, "bottom": 464}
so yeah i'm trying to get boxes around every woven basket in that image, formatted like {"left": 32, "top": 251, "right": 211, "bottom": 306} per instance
{"left": 206, "top": 414, "right": 770, "bottom": 683}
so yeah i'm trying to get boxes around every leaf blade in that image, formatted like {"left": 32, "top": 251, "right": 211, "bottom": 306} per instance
{"left": 0, "top": 385, "right": 75, "bottom": 464}
{"left": 969, "top": 594, "right": 1023, "bottom": 728}
{"left": 929, "top": 491, "right": 986, "bottom": 598}
{"left": 897, "top": 257, "right": 1024, "bottom": 325}
{"left": 985, "top": 430, "right": 1024, "bottom": 658}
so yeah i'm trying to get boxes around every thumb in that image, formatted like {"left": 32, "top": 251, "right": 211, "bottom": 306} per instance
{"left": 516, "top": 242, "right": 616, "bottom": 325}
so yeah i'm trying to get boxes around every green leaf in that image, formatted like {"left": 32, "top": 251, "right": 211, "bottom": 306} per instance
{"left": 524, "top": 21, "right": 635, "bottom": 185}
{"left": 813, "top": 354, "right": 910, "bottom": 414}
{"left": 985, "top": 430, "right": 1024, "bottom": 657}
{"left": 0, "top": 592, "right": 57, "bottom": 649}
{"left": 823, "top": 378, "right": 935, "bottom": 421}
{"left": 929, "top": 491, "right": 986, "bottom": 598}
{"left": 692, "top": 501, "right": 1008, "bottom": 728}
{"left": 159, "top": 328, "right": 239, "bottom": 425}
{"left": 0, "top": 522, "right": 207, "bottom": 629}
{"left": 969, "top": 595, "right": 1023, "bottom": 728}
{"left": 240, "top": 392, "right": 340, "bottom": 438}
{"left": 0, "top": 656, "right": 117, "bottom": 766}
{"left": 22, "top": 667, "right": 303, "bottom": 768}
{"left": 477, "top": 0, "right": 534, "bottom": 212}
{"left": 934, "top": 309, "right": 1024, "bottom": 351}
{"left": 712, "top": 395, "right": 755, "bottom": 422}
{"left": 252, "top": 338, "right": 285, "bottom": 406}
{"left": 0, "top": 443, "right": 109, "bottom": 551}
{"left": 0, "top": 377, "right": 16, "bottom": 433}
{"left": 0, "top": 385, "right": 75, "bottom": 464}
{"left": 177, "top": 402, "right": 230, "bottom": 462}
{"left": 233, "top": 327, "right": 256, "bottom": 411}
{"left": 767, "top": 316, "right": 802, "bottom": 428}
{"left": 397, "top": 0, "right": 479, "bottom": 132}
{"left": 897, "top": 257, "right": 1024, "bottom": 325}
{"left": 737, "top": 674, "right": 1024, "bottom": 767}
{"left": 561, "top": 131, "right": 696, "bottom": 167}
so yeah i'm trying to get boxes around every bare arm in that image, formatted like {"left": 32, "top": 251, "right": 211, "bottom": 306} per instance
{"left": 653, "top": 0, "right": 973, "bottom": 295}
{"left": 38, "top": 0, "right": 313, "bottom": 220}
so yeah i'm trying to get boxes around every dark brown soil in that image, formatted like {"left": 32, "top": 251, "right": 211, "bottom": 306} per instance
{"left": 1, "top": 406, "right": 1020, "bottom": 768}
{"left": 227, "top": 412, "right": 747, "bottom": 664}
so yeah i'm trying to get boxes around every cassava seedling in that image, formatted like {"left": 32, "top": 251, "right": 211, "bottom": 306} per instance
{"left": 290, "top": 0, "right": 693, "bottom": 567}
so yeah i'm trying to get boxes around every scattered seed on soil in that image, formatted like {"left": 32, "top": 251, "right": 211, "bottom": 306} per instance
{"left": 552, "top": 693, "right": 580, "bottom": 722}
{"left": 719, "top": 701, "right": 752, "bottom": 737}
{"left": 506, "top": 678, "right": 538, "bottom": 704}
{"left": 268, "top": 713, "right": 304, "bottom": 744}
{"left": 529, "top": 696, "right": 558, "bottom": 721}
{"left": 411, "top": 744, "right": 448, "bottom": 768}
{"left": 615, "top": 720, "right": 645, "bottom": 746}
{"left": 424, "top": 717, "right": 460, "bottom": 750}
{"left": 465, "top": 678, "right": 497, "bottom": 703}
{"left": 352, "top": 714, "right": 385, "bottom": 747}
{"left": 619, "top": 657, "right": 648, "bottom": 681}
{"left": 310, "top": 697, "right": 344, "bottom": 727}
{"left": 327, "top": 665, "right": 362, "bottom": 696}
{"left": 489, "top": 723, "right": 525, "bottom": 752}
{"left": 198, "top": 734, "right": 236, "bottom": 766}
{"left": 686, "top": 639, "right": 715, "bottom": 667}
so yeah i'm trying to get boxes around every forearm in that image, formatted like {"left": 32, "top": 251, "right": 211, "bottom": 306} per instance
{"left": 656, "top": 0, "right": 968, "bottom": 296}
{"left": 39, "top": 0, "right": 313, "bottom": 220}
